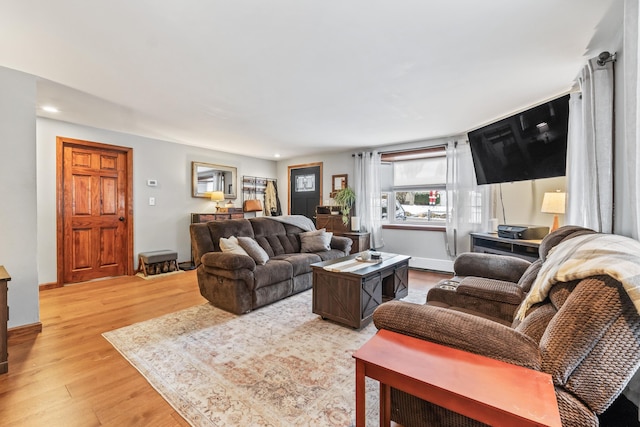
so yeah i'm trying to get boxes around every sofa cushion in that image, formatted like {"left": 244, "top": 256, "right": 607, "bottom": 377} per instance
{"left": 249, "top": 217, "right": 296, "bottom": 256}
{"left": 253, "top": 260, "right": 292, "bottom": 289}
{"left": 238, "top": 237, "right": 270, "bottom": 265}
{"left": 273, "top": 253, "right": 322, "bottom": 276}
{"left": 300, "top": 229, "right": 333, "bottom": 252}
{"left": 219, "top": 236, "right": 249, "bottom": 256}
{"left": 207, "top": 219, "right": 255, "bottom": 252}
{"left": 456, "top": 277, "right": 523, "bottom": 305}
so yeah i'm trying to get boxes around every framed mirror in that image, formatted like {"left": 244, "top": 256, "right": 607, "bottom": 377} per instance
{"left": 191, "top": 161, "right": 237, "bottom": 199}
{"left": 330, "top": 174, "right": 348, "bottom": 198}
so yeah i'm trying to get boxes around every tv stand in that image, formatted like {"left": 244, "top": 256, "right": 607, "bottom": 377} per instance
{"left": 470, "top": 232, "right": 541, "bottom": 262}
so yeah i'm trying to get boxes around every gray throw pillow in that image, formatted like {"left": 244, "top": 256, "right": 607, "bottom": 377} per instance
{"left": 237, "top": 236, "right": 270, "bottom": 265}
{"left": 300, "top": 229, "right": 333, "bottom": 253}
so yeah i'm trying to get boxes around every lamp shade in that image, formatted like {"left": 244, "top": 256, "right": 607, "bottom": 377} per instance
{"left": 210, "top": 191, "right": 225, "bottom": 202}
{"left": 541, "top": 192, "right": 566, "bottom": 214}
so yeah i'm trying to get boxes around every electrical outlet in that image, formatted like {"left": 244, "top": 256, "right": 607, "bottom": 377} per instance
{"left": 149, "top": 197, "right": 156, "bottom": 206}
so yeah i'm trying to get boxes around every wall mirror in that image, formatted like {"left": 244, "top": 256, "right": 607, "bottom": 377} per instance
{"left": 331, "top": 174, "right": 348, "bottom": 198}
{"left": 191, "top": 161, "right": 237, "bottom": 199}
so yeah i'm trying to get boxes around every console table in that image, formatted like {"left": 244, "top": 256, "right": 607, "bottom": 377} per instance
{"left": 0, "top": 266, "right": 11, "bottom": 374}
{"left": 353, "top": 329, "right": 561, "bottom": 427}
{"left": 470, "top": 232, "right": 541, "bottom": 262}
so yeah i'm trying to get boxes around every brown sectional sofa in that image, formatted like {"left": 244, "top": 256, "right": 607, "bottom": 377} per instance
{"left": 190, "top": 216, "right": 352, "bottom": 314}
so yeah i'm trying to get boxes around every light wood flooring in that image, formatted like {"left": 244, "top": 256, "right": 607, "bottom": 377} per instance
{"left": 0, "top": 269, "right": 450, "bottom": 426}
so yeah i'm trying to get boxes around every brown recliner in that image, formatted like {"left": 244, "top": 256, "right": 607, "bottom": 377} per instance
{"left": 373, "top": 229, "right": 640, "bottom": 427}
{"left": 426, "top": 226, "right": 596, "bottom": 324}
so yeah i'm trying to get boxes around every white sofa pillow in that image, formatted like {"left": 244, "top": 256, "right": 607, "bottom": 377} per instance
{"left": 219, "top": 236, "right": 249, "bottom": 256}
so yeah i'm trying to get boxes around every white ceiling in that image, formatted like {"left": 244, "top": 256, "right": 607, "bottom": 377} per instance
{"left": 1, "top": 0, "right": 621, "bottom": 159}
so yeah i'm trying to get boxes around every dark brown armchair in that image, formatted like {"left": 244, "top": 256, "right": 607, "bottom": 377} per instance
{"left": 373, "top": 227, "right": 640, "bottom": 427}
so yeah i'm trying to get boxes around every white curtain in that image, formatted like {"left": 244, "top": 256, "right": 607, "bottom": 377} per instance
{"left": 354, "top": 151, "right": 384, "bottom": 249}
{"left": 445, "top": 140, "right": 494, "bottom": 256}
{"left": 566, "top": 58, "right": 614, "bottom": 233}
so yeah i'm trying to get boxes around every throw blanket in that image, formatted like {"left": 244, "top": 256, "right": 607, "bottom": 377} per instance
{"left": 267, "top": 215, "right": 316, "bottom": 232}
{"left": 516, "top": 233, "right": 640, "bottom": 320}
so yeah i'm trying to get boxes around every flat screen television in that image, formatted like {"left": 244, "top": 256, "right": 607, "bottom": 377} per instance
{"left": 468, "top": 94, "right": 570, "bottom": 185}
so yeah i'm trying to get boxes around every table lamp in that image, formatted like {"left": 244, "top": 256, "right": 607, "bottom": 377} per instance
{"left": 210, "top": 191, "right": 225, "bottom": 211}
{"left": 541, "top": 191, "right": 566, "bottom": 233}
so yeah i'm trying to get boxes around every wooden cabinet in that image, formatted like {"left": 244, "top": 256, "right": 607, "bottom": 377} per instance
{"left": 470, "top": 232, "right": 541, "bottom": 262}
{"left": 316, "top": 211, "right": 370, "bottom": 254}
{"left": 0, "top": 266, "right": 10, "bottom": 374}
{"left": 340, "top": 232, "right": 370, "bottom": 254}
{"left": 316, "top": 212, "right": 349, "bottom": 233}
{"left": 191, "top": 210, "right": 244, "bottom": 223}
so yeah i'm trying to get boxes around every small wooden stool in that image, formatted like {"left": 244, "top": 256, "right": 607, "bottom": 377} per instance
{"left": 137, "top": 250, "right": 178, "bottom": 276}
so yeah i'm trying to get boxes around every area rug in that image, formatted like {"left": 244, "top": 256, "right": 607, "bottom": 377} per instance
{"left": 103, "top": 288, "right": 427, "bottom": 426}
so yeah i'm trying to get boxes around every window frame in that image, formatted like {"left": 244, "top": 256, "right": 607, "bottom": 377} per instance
{"left": 381, "top": 146, "right": 448, "bottom": 228}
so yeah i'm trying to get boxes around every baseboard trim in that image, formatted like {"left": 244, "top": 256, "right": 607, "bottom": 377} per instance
{"left": 8, "top": 322, "right": 43, "bottom": 342}
{"left": 409, "top": 257, "right": 454, "bottom": 273}
{"left": 40, "top": 281, "right": 61, "bottom": 291}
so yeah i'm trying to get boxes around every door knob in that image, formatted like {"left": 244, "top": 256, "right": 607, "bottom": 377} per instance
{"left": 119, "top": 217, "right": 125, "bottom": 221}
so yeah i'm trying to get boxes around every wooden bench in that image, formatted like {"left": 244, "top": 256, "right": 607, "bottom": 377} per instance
{"left": 137, "top": 250, "right": 178, "bottom": 276}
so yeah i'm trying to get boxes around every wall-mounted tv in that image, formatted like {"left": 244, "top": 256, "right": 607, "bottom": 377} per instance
{"left": 468, "top": 94, "right": 570, "bottom": 185}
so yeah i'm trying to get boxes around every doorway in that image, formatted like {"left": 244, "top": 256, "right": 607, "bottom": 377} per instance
{"left": 56, "top": 137, "right": 133, "bottom": 285}
{"left": 288, "top": 162, "right": 322, "bottom": 220}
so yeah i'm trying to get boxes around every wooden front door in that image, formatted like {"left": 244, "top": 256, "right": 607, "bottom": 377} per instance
{"left": 57, "top": 137, "right": 133, "bottom": 285}
{"left": 288, "top": 163, "right": 322, "bottom": 219}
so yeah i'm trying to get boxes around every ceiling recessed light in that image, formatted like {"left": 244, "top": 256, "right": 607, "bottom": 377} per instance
{"left": 42, "top": 105, "right": 59, "bottom": 113}
{"left": 274, "top": 153, "right": 281, "bottom": 158}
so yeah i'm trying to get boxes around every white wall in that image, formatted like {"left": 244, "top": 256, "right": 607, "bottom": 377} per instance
{"left": 0, "top": 67, "right": 39, "bottom": 328}
{"left": 495, "top": 176, "right": 567, "bottom": 229}
{"left": 36, "top": 118, "right": 277, "bottom": 285}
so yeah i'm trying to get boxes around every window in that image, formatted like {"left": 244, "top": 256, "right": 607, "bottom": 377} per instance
{"left": 381, "top": 147, "right": 447, "bottom": 226}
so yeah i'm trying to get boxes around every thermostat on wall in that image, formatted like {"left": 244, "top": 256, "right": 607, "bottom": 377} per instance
{"left": 147, "top": 179, "right": 158, "bottom": 187}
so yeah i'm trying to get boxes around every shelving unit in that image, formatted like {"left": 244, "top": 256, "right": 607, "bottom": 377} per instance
{"left": 470, "top": 232, "right": 541, "bottom": 262}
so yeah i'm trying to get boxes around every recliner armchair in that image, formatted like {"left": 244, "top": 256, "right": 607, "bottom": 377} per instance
{"left": 373, "top": 227, "right": 640, "bottom": 427}
{"left": 426, "top": 226, "right": 595, "bottom": 324}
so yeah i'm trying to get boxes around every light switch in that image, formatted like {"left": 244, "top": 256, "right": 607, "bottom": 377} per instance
{"left": 149, "top": 197, "right": 156, "bottom": 206}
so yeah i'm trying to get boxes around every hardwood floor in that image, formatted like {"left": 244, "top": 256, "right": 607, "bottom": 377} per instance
{"left": 0, "top": 269, "right": 450, "bottom": 426}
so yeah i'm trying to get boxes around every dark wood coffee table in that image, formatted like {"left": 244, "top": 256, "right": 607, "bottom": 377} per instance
{"left": 311, "top": 253, "right": 410, "bottom": 328}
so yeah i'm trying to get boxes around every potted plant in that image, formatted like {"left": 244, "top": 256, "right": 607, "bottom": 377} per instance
{"left": 333, "top": 186, "right": 356, "bottom": 225}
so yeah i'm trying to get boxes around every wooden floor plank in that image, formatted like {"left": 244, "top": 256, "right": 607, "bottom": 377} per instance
{"left": 0, "top": 268, "right": 448, "bottom": 426}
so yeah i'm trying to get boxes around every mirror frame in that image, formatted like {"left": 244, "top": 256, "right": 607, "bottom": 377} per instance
{"left": 191, "top": 161, "right": 238, "bottom": 199}
{"left": 330, "top": 174, "right": 348, "bottom": 198}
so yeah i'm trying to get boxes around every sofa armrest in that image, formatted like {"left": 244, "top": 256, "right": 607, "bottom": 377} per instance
{"left": 330, "top": 235, "right": 352, "bottom": 254}
{"left": 453, "top": 252, "right": 531, "bottom": 283}
{"left": 373, "top": 301, "right": 541, "bottom": 370}
{"left": 200, "top": 252, "right": 256, "bottom": 271}
{"left": 456, "top": 277, "right": 524, "bottom": 305}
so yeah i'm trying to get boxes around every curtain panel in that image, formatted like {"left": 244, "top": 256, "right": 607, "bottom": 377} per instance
{"left": 566, "top": 58, "right": 614, "bottom": 233}
{"left": 354, "top": 151, "right": 384, "bottom": 249}
{"left": 445, "top": 140, "right": 494, "bottom": 257}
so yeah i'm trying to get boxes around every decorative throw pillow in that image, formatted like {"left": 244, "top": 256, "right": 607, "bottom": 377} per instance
{"left": 219, "top": 236, "right": 249, "bottom": 256}
{"left": 300, "top": 229, "right": 333, "bottom": 253}
{"left": 237, "top": 236, "right": 270, "bottom": 265}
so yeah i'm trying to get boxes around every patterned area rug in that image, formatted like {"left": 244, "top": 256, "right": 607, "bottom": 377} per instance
{"left": 103, "top": 289, "right": 427, "bottom": 426}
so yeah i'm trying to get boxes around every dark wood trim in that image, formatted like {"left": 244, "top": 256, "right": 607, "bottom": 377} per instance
{"left": 56, "top": 137, "right": 134, "bottom": 286}
{"left": 286, "top": 162, "right": 323, "bottom": 215}
{"left": 8, "top": 322, "right": 43, "bottom": 342}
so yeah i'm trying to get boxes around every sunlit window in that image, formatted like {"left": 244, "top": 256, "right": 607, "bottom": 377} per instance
{"left": 380, "top": 147, "right": 447, "bottom": 226}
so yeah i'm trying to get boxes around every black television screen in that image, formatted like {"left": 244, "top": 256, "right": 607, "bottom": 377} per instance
{"left": 468, "top": 94, "right": 570, "bottom": 185}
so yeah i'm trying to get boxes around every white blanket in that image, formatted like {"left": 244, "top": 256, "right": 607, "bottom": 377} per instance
{"left": 516, "top": 233, "right": 640, "bottom": 320}
{"left": 267, "top": 215, "right": 316, "bottom": 232}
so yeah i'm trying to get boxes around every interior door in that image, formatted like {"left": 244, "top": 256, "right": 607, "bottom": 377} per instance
{"left": 288, "top": 163, "right": 322, "bottom": 219}
{"left": 57, "top": 137, "right": 133, "bottom": 284}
